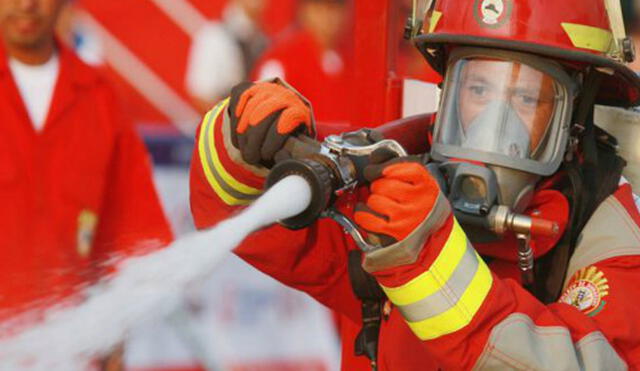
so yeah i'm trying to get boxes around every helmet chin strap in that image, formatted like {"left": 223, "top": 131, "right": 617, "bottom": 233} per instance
{"left": 531, "top": 68, "right": 608, "bottom": 302}
{"left": 572, "top": 68, "right": 604, "bottom": 231}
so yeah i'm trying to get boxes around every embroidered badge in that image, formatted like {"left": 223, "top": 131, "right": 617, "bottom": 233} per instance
{"left": 559, "top": 266, "right": 609, "bottom": 317}
{"left": 77, "top": 209, "right": 98, "bottom": 258}
{"left": 474, "top": 0, "right": 512, "bottom": 28}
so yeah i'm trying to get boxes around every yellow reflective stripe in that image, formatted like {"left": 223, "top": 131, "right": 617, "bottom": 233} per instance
{"left": 407, "top": 254, "right": 493, "bottom": 340}
{"left": 198, "top": 103, "right": 240, "bottom": 205}
{"left": 378, "top": 218, "right": 494, "bottom": 340}
{"left": 382, "top": 219, "right": 467, "bottom": 306}
{"left": 561, "top": 23, "right": 613, "bottom": 53}
{"left": 429, "top": 11, "right": 442, "bottom": 34}
{"left": 205, "top": 98, "right": 262, "bottom": 195}
{"left": 198, "top": 99, "right": 261, "bottom": 205}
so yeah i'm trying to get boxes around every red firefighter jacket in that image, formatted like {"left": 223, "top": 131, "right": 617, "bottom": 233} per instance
{"left": 0, "top": 45, "right": 173, "bottom": 321}
{"left": 190, "top": 98, "right": 640, "bottom": 370}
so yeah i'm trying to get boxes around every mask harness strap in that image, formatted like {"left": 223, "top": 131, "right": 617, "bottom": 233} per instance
{"left": 578, "top": 71, "right": 604, "bottom": 227}
{"left": 348, "top": 250, "right": 386, "bottom": 371}
{"left": 534, "top": 68, "right": 601, "bottom": 302}
{"left": 535, "top": 68, "right": 625, "bottom": 303}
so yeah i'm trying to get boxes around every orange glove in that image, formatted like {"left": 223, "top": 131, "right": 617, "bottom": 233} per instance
{"left": 354, "top": 155, "right": 441, "bottom": 246}
{"left": 229, "top": 81, "right": 313, "bottom": 167}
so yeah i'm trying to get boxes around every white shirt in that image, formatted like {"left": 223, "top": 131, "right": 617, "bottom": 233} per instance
{"left": 8, "top": 55, "right": 60, "bottom": 132}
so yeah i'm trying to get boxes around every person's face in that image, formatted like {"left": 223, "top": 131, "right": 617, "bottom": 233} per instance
{"left": 301, "top": 1, "right": 347, "bottom": 49}
{"left": 0, "top": 0, "right": 66, "bottom": 49}
{"left": 458, "top": 59, "right": 556, "bottom": 151}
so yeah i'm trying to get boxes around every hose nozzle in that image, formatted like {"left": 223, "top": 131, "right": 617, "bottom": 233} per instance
{"left": 265, "top": 130, "right": 407, "bottom": 234}
{"left": 266, "top": 157, "right": 339, "bottom": 229}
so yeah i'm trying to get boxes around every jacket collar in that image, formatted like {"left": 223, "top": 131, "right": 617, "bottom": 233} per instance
{"left": 0, "top": 38, "right": 98, "bottom": 88}
{"left": 0, "top": 39, "right": 100, "bottom": 134}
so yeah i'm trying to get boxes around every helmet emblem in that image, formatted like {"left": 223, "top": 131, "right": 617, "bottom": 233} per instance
{"left": 481, "top": 0, "right": 504, "bottom": 24}
{"left": 474, "top": 0, "right": 512, "bottom": 28}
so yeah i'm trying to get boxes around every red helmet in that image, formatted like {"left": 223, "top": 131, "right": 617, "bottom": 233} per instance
{"left": 414, "top": 0, "right": 640, "bottom": 106}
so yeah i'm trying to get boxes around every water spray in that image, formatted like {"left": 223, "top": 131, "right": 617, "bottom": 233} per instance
{"left": 0, "top": 175, "right": 312, "bottom": 371}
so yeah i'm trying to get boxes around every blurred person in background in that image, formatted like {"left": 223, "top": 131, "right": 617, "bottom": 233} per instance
{"left": 185, "top": 0, "right": 269, "bottom": 114}
{"left": 252, "top": 0, "right": 350, "bottom": 127}
{"left": 0, "top": 0, "right": 172, "bottom": 366}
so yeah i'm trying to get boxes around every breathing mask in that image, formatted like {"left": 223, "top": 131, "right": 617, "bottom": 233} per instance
{"left": 429, "top": 48, "right": 576, "bottom": 241}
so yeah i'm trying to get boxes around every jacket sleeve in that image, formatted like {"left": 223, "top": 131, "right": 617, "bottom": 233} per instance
{"left": 90, "top": 95, "right": 173, "bottom": 274}
{"left": 371, "top": 186, "right": 640, "bottom": 370}
{"left": 189, "top": 98, "right": 361, "bottom": 322}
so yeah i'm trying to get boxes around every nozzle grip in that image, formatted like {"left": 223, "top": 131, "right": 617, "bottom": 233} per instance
{"left": 281, "top": 135, "right": 322, "bottom": 160}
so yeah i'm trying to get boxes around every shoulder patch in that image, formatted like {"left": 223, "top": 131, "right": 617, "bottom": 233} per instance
{"left": 559, "top": 266, "right": 609, "bottom": 317}
{"left": 565, "top": 193, "right": 640, "bottom": 282}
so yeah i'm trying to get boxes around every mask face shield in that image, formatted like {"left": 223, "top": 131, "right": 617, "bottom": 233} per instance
{"left": 432, "top": 48, "right": 576, "bottom": 176}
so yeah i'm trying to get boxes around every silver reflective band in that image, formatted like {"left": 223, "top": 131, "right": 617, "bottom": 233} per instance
{"left": 565, "top": 194, "right": 640, "bottom": 284}
{"left": 473, "top": 313, "right": 627, "bottom": 371}
{"left": 398, "top": 241, "right": 479, "bottom": 322}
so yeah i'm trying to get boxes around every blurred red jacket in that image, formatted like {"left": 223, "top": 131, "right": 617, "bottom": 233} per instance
{"left": 0, "top": 45, "right": 173, "bottom": 321}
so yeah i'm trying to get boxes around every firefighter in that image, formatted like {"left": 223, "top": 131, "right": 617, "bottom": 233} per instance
{"left": 190, "top": 0, "right": 640, "bottom": 369}
{"left": 0, "top": 0, "right": 172, "bottom": 330}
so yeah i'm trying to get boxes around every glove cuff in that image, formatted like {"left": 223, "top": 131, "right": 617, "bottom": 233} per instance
{"left": 362, "top": 191, "right": 451, "bottom": 273}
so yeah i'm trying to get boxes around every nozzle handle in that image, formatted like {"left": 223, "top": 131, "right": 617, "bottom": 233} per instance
{"left": 322, "top": 208, "right": 382, "bottom": 253}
